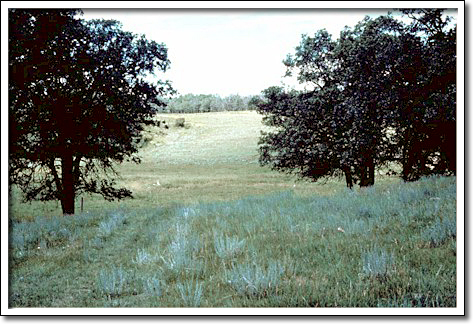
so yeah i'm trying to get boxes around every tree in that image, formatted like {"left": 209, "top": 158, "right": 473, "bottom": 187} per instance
{"left": 258, "top": 86, "right": 355, "bottom": 188}
{"left": 393, "top": 9, "right": 456, "bottom": 181}
{"left": 258, "top": 16, "right": 405, "bottom": 188}
{"left": 9, "top": 9, "right": 174, "bottom": 215}
{"left": 333, "top": 15, "right": 405, "bottom": 186}
{"left": 257, "top": 11, "right": 456, "bottom": 188}
{"left": 261, "top": 30, "right": 360, "bottom": 187}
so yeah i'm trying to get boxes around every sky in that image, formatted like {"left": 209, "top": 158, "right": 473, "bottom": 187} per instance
{"left": 80, "top": 8, "right": 458, "bottom": 97}
{"left": 80, "top": 9, "right": 398, "bottom": 97}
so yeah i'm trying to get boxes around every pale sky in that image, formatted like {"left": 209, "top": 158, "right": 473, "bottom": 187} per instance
{"left": 81, "top": 9, "right": 397, "bottom": 97}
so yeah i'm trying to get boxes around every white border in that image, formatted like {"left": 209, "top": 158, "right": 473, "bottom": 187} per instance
{"left": 1, "top": 0, "right": 466, "bottom": 317}
{"left": 0, "top": 1, "right": 466, "bottom": 9}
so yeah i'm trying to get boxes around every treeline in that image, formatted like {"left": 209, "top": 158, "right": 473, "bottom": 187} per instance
{"left": 157, "top": 94, "right": 260, "bottom": 113}
{"left": 256, "top": 9, "right": 456, "bottom": 188}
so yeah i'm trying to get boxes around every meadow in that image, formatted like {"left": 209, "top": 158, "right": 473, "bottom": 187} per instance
{"left": 8, "top": 111, "right": 457, "bottom": 308}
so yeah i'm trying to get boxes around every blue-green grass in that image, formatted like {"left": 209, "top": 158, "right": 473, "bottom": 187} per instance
{"left": 9, "top": 175, "right": 456, "bottom": 307}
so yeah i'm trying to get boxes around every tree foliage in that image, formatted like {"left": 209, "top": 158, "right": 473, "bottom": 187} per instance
{"left": 9, "top": 9, "right": 174, "bottom": 214}
{"left": 393, "top": 9, "right": 456, "bottom": 181}
{"left": 257, "top": 10, "right": 456, "bottom": 188}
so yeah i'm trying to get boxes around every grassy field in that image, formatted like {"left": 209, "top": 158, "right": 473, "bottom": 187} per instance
{"left": 8, "top": 111, "right": 457, "bottom": 310}
{"left": 9, "top": 111, "right": 355, "bottom": 221}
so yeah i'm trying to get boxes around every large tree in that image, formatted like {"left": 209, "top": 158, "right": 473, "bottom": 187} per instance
{"left": 258, "top": 15, "right": 404, "bottom": 188}
{"left": 257, "top": 10, "right": 456, "bottom": 187}
{"left": 9, "top": 9, "right": 174, "bottom": 214}
{"left": 393, "top": 9, "right": 456, "bottom": 181}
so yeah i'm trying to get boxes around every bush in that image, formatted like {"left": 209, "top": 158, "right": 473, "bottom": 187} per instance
{"left": 175, "top": 118, "right": 185, "bottom": 127}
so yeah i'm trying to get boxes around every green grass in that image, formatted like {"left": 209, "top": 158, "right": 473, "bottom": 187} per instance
{"left": 8, "top": 111, "right": 457, "bottom": 308}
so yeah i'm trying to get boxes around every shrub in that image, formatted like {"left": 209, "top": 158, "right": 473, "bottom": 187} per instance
{"left": 175, "top": 118, "right": 185, "bottom": 127}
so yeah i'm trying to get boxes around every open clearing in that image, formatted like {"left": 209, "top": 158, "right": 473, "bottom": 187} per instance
{"left": 8, "top": 111, "right": 457, "bottom": 309}
{"left": 10, "top": 111, "right": 357, "bottom": 220}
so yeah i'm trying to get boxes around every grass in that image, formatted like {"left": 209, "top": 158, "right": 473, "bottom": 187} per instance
{"left": 8, "top": 111, "right": 457, "bottom": 308}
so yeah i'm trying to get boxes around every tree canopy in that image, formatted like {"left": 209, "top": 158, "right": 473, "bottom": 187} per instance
{"left": 257, "top": 10, "right": 456, "bottom": 188}
{"left": 9, "top": 9, "right": 174, "bottom": 214}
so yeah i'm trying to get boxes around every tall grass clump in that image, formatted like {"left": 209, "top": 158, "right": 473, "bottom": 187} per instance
{"left": 96, "top": 266, "right": 127, "bottom": 299}
{"left": 160, "top": 222, "right": 204, "bottom": 277}
{"left": 9, "top": 212, "right": 100, "bottom": 253}
{"left": 362, "top": 247, "right": 396, "bottom": 281}
{"left": 144, "top": 276, "right": 165, "bottom": 297}
{"left": 177, "top": 279, "right": 204, "bottom": 307}
{"left": 176, "top": 207, "right": 197, "bottom": 220}
{"left": 213, "top": 233, "right": 246, "bottom": 259}
{"left": 161, "top": 223, "right": 191, "bottom": 270}
{"left": 226, "top": 261, "right": 285, "bottom": 298}
{"left": 132, "top": 248, "right": 157, "bottom": 265}
{"left": 422, "top": 216, "right": 456, "bottom": 247}
{"left": 97, "top": 210, "right": 127, "bottom": 238}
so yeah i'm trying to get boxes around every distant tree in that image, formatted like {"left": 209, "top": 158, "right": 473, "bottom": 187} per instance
{"left": 166, "top": 93, "right": 256, "bottom": 113}
{"left": 9, "top": 9, "right": 174, "bottom": 215}
{"left": 247, "top": 95, "right": 263, "bottom": 110}
{"left": 224, "top": 94, "right": 245, "bottom": 111}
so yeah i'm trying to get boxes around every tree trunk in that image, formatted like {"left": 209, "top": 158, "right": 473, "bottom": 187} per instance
{"left": 367, "top": 155, "right": 375, "bottom": 186}
{"left": 359, "top": 152, "right": 375, "bottom": 187}
{"left": 61, "top": 153, "right": 75, "bottom": 215}
{"left": 344, "top": 166, "right": 353, "bottom": 189}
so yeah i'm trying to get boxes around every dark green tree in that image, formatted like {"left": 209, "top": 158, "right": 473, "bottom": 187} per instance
{"left": 9, "top": 9, "right": 173, "bottom": 215}
{"left": 258, "top": 16, "right": 405, "bottom": 188}
{"left": 257, "top": 11, "right": 455, "bottom": 188}
{"left": 333, "top": 15, "right": 405, "bottom": 186}
{"left": 393, "top": 9, "right": 456, "bottom": 181}
{"left": 258, "top": 85, "right": 356, "bottom": 187}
